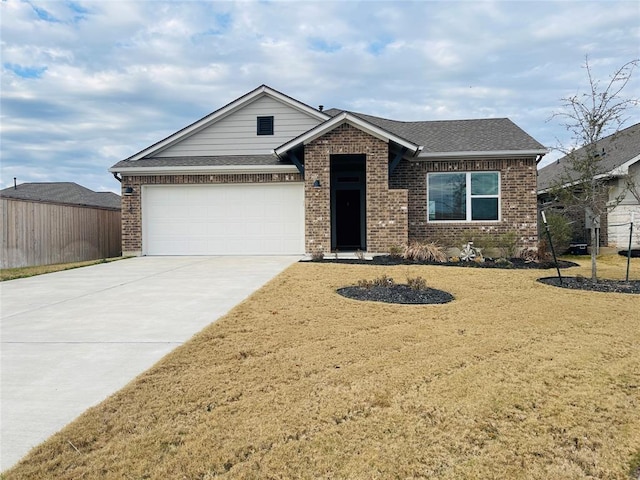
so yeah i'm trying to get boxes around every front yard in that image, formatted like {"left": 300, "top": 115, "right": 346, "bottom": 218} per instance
{"left": 5, "top": 256, "right": 640, "bottom": 479}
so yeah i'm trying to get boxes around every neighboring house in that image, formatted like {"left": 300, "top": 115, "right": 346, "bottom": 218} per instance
{"left": 109, "top": 85, "right": 547, "bottom": 257}
{"left": 0, "top": 182, "right": 122, "bottom": 268}
{"left": 537, "top": 122, "right": 640, "bottom": 249}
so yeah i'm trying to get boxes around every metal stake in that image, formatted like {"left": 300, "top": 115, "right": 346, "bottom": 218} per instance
{"left": 626, "top": 212, "right": 634, "bottom": 282}
{"left": 542, "top": 211, "right": 562, "bottom": 285}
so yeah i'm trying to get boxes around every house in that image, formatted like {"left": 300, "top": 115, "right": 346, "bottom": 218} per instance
{"left": 0, "top": 182, "right": 122, "bottom": 268}
{"left": 109, "top": 85, "right": 547, "bottom": 257}
{"left": 537, "top": 122, "right": 640, "bottom": 249}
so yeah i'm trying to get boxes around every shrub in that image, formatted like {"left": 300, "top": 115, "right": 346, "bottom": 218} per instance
{"left": 407, "top": 276, "right": 428, "bottom": 290}
{"left": 357, "top": 274, "right": 395, "bottom": 289}
{"left": 540, "top": 211, "right": 573, "bottom": 255}
{"left": 372, "top": 274, "right": 395, "bottom": 287}
{"left": 498, "top": 230, "right": 519, "bottom": 258}
{"left": 495, "top": 258, "right": 513, "bottom": 268}
{"left": 537, "top": 239, "right": 552, "bottom": 261}
{"left": 403, "top": 241, "right": 447, "bottom": 262}
{"left": 356, "top": 279, "right": 374, "bottom": 289}
{"left": 518, "top": 248, "right": 539, "bottom": 263}
{"left": 457, "top": 229, "right": 519, "bottom": 258}
{"left": 388, "top": 244, "right": 404, "bottom": 258}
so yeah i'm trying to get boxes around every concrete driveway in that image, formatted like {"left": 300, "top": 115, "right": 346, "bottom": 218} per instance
{"left": 0, "top": 255, "right": 299, "bottom": 471}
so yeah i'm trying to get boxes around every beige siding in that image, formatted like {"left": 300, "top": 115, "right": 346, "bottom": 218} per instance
{"left": 1, "top": 198, "right": 122, "bottom": 269}
{"left": 156, "top": 95, "right": 322, "bottom": 157}
{"left": 607, "top": 164, "right": 640, "bottom": 248}
{"left": 608, "top": 204, "right": 640, "bottom": 248}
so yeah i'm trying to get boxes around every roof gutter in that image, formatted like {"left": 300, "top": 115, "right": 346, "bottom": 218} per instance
{"left": 109, "top": 164, "right": 300, "bottom": 176}
{"left": 415, "top": 149, "right": 548, "bottom": 160}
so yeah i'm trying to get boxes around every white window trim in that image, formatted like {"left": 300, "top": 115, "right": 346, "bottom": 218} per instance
{"left": 427, "top": 171, "right": 501, "bottom": 223}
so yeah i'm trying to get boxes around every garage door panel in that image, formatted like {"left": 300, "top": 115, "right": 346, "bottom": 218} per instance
{"left": 143, "top": 184, "right": 304, "bottom": 255}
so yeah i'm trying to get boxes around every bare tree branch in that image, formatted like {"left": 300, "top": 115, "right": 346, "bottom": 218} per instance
{"left": 548, "top": 56, "right": 639, "bottom": 279}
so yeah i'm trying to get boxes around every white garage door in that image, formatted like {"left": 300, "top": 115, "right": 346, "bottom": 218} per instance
{"left": 143, "top": 183, "right": 304, "bottom": 255}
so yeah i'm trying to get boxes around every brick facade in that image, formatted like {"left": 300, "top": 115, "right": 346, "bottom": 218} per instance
{"left": 390, "top": 157, "right": 539, "bottom": 250}
{"left": 120, "top": 130, "right": 538, "bottom": 256}
{"left": 304, "top": 123, "right": 408, "bottom": 254}
{"left": 119, "top": 172, "right": 302, "bottom": 255}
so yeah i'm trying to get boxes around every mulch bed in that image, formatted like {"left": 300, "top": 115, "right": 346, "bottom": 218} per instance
{"left": 337, "top": 284, "right": 454, "bottom": 305}
{"left": 312, "top": 256, "right": 578, "bottom": 270}
{"left": 618, "top": 249, "right": 640, "bottom": 258}
{"left": 326, "top": 255, "right": 638, "bottom": 299}
{"left": 537, "top": 276, "right": 640, "bottom": 294}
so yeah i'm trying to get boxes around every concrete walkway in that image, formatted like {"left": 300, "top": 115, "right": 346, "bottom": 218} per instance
{"left": 0, "top": 256, "right": 299, "bottom": 471}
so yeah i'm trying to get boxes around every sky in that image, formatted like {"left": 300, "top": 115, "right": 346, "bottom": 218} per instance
{"left": 1, "top": 0, "right": 639, "bottom": 194}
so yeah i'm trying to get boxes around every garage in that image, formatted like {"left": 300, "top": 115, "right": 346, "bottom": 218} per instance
{"left": 142, "top": 183, "right": 304, "bottom": 255}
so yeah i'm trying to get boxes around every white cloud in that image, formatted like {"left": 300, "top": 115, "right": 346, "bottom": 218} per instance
{"left": 1, "top": 0, "right": 639, "bottom": 192}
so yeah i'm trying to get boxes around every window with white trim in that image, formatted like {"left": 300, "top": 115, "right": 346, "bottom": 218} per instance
{"left": 427, "top": 172, "right": 500, "bottom": 221}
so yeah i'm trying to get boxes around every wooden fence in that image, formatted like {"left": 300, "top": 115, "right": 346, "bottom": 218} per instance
{"left": 1, "top": 198, "right": 122, "bottom": 269}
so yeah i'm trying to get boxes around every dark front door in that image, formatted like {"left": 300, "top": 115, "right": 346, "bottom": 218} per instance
{"left": 335, "top": 189, "right": 361, "bottom": 249}
{"left": 331, "top": 154, "right": 366, "bottom": 251}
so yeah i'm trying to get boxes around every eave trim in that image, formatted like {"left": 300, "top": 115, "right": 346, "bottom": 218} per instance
{"left": 416, "top": 149, "right": 548, "bottom": 160}
{"left": 108, "top": 164, "right": 300, "bottom": 176}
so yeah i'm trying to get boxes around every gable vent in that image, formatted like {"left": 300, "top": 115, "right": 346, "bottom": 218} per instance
{"left": 257, "top": 116, "right": 274, "bottom": 136}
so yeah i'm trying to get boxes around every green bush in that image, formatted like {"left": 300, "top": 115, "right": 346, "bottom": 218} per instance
{"left": 541, "top": 212, "right": 573, "bottom": 255}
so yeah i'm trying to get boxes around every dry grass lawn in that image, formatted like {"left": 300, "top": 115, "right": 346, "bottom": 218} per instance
{"left": 5, "top": 256, "right": 640, "bottom": 479}
{"left": 0, "top": 257, "right": 127, "bottom": 281}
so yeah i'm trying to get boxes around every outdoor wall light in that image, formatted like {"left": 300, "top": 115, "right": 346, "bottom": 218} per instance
{"left": 313, "top": 179, "right": 321, "bottom": 188}
{"left": 123, "top": 186, "right": 134, "bottom": 196}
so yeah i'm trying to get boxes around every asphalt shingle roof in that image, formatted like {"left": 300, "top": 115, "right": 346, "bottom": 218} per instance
{"left": 112, "top": 101, "right": 546, "bottom": 171}
{"left": 110, "top": 155, "right": 283, "bottom": 170}
{"left": 0, "top": 182, "right": 121, "bottom": 209}
{"left": 537, "top": 122, "right": 640, "bottom": 192}
{"left": 324, "top": 109, "right": 546, "bottom": 153}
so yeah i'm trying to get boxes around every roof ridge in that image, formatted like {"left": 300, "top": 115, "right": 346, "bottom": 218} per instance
{"left": 332, "top": 109, "right": 510, "bottom": 125}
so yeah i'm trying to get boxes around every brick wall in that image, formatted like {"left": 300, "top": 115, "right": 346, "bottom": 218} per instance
{"left": 122, "top": 139, "right": 538, "bottom": 256}
{"left": 390, "top": 157, "right": 539, "bottom": 250}
{"left": 304, "top": 123, "right": 408, "bottom": 254}
{"left": 119, "top": 172, "right": 302, "bottom": 255}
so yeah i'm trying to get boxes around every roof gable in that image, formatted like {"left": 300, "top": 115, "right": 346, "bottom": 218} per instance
{"left": 127, "top": 85, "right": 330, "bottom": 161}
{"left": 274, "top": 111, "right": 421, "bottom": 157}
{"left": 537, "top": 122, "right": 640, "bottom": 192}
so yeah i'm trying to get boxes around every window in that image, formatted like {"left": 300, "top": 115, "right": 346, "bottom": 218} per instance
{"left": 427, "top": 172, "right": 500, "bottom": 221}
{"left": 257, "top": 116, "right": 274, "bottom": 135}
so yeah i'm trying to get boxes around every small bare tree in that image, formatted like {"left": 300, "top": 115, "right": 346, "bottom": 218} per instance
{"left": 549, "top": 57, "right": 639, "bottom": 279}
